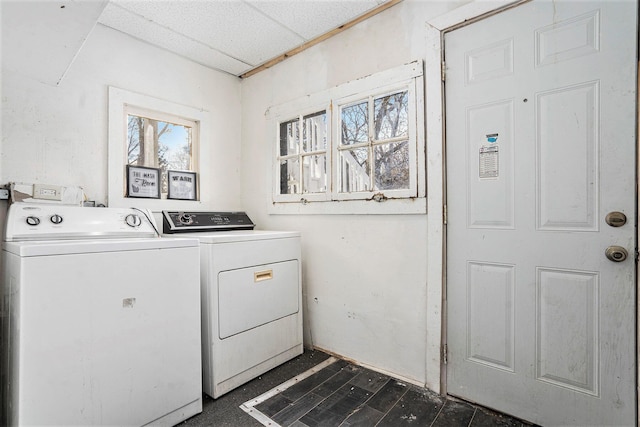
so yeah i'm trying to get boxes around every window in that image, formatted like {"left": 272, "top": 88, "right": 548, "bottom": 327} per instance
{"left": 108, "top": 87, "right": 210, "bottom": 210}
{"left": 126, "top": 106, "right": 197, "bottom": 197}
{"left": 270, "top": 61, "right": 425, "bottom": 214}
{"left": 277, "top": 110, "right": 329, "bottom": 201}
{"left": 338, "top": 89, "right": 412, "bottom": 197}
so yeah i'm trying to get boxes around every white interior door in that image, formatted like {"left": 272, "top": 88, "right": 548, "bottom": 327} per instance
{"left": 445, "top": 1, "right": 637, "bottom": 425}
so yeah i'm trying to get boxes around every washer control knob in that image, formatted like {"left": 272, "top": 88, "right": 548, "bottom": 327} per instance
{"left": 125, "top": 214, "right": 142, "bottom": 228}
{"left": 26, "top": 216, "right": 40, "bottom": 226}
{"left": 50, "top": 214, "right": 63, "bottom": 225}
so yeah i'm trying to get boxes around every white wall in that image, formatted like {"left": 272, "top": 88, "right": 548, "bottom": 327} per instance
{"left": 1, "top": 0, "right": 468, "bottom": 391}
{"left": 1, "top": 23, "right": 242, "bottom": 209}
{"left": 241, "top": 0, "right": 464, "bottom": 387}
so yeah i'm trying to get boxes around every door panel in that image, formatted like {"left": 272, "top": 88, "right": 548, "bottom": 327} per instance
{"left": 445, "top": 1, "right": 637, "bottom": 425}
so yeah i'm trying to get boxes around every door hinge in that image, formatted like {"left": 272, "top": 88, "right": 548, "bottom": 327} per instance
{"left": 442, "top": 344, "right": 448, "bottom": 365}
{"left": 441, "top": 61, "right": 446, "bottom": 82}
{"left": 443, "top": 204, "right": 448, "bottom": 225}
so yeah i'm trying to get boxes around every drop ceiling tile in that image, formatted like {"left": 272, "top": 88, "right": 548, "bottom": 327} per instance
{"left": 2, "top": 0, "right": 108, "bottom": 86}
{"left": 109, "top": 0, "right": 305, "bottom": 66}
{"left": 247, "top": 0, "right": 381, "bottom": 40}
{"left": 98, "top": 2, "right": 252, "bottom": 75}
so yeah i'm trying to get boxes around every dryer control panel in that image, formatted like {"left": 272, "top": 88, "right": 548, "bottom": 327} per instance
{"left": 162, "top": 211, "right": 255, "bottom": 233}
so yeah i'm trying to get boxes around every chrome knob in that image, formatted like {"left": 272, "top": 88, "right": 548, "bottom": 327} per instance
{"left": 26, "top": 216, "right": 40, "bottom": 226}
{"left": 605, "top": 246, "right": 628, "bottom": 262}
{"left": 124, "top": 214, "right": 142, "bottom": 228}
{"left": 50, "top": 214, "right": 63, "bottom": 224}
{"left": 179, "top": 214, "right": 193, "bottom": 225}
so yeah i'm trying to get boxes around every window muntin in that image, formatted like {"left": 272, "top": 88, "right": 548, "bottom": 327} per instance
{"left": 124, "top": 106, "right": 198, "bottom": 199}
{"left": 277, "top": 110, "right": 328, "bottom": 198}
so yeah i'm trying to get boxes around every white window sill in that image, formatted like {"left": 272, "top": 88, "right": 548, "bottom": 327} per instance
{"left": 268, "top": 197, "right": 426, "bottom": 215}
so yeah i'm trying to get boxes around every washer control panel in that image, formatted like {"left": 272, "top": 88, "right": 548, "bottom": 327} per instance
{"left": 162, "top": 211, "right": 255, "bottom": 233}
{"left": 5, "top": 204, "right": 157, "bottom": 241}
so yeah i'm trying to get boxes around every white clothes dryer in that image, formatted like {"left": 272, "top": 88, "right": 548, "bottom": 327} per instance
{"left": 163, "top": 211, "right": 303, "bottom": 398}
{"left": 1, "top": 203, "right": 202, "bottom": 426}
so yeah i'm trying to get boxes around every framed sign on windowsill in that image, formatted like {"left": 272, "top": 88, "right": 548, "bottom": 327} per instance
{"left": 126, "top": 165, "right": 161, "bottom": 199}
{"left": 168, "top": 170, "right": 197, "bottom": 200}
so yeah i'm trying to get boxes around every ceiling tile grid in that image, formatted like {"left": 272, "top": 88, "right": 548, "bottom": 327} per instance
{"left": 97, "top": 0, "right": 394, "bottom": 76}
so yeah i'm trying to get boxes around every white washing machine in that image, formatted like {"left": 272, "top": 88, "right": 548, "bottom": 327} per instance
{"left": 163, "top": 211, "right": 303, "bottom": 398}
{"left": 1, "top": 203, "right": 202, "bottom": 426}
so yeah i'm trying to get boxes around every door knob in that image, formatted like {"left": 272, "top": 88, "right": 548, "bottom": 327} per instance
{"left": 605, "top": 246, "right": 628, "bottom": 262}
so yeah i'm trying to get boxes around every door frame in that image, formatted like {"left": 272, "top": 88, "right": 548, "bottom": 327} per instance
{"left": 423, "top": 0, "right": 639, "bottom": 418}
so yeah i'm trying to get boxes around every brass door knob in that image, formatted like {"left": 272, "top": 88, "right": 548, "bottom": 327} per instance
{"left": 605, "top": 246, "right": 628, "bottom": 262}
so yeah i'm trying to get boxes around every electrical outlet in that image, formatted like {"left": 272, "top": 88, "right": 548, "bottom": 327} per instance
{"left": 33, "top": 184, "right": 63, "bottom": 201}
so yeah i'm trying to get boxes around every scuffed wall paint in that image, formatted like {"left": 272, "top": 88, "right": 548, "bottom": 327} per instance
{"left": 241, "top": 0, "right": 466, "bottom": 386}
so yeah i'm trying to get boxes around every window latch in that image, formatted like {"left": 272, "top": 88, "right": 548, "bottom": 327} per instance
{"left": 372, "top": 192, "right": 387, "bottom": 203}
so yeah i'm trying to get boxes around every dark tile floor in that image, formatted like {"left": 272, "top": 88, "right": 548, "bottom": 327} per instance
{"left": 180, "top": 349, "right": 536, "bottom": 427}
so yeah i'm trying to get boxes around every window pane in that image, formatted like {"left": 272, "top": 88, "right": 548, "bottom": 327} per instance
{"left": 302, "top": 111, "right": 327, "bottom": 152}
{"left": 160, "top": 121, "right": 192, "bottom": 171}
{"left": 127, "top": 113, "right": 194, "bottom": 197}
{"left": 280, "top": 119, "right": 299, "bottom": 156}
{"left": 341, "top": 102, "right": 368, "bottom": 146}
{"left": 302, "top": 154, "right": 327, "bottom": 193}
{"left": 280, "top": 157, "right": 300, "bottom": 194}
{"left": 374, "top": 91, "right": 408, "bottom": 140}
{"left": 127, "top": 115, "right": 144, "bottom": 165}
{"left": 340, "top": 147, "right": 369, "bottom": 192}
{"left": 374, "top": 140, "right": 409, "bottom": 190}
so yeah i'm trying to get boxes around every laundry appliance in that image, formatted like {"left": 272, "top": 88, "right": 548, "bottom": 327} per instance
{"left": 163, "top": 211, "right": 302, "bottom": 398}
{"left": 1, "top": 203, "right": 202, "bottom": 426}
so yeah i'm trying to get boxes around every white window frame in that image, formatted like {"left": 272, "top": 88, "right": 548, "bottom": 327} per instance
{"left": 333, "top": 81, "right": 418, "bottom": 201}
{"left": 108, "top": 86, "right": 210, "bottom": 210}
{"left": 269, "top": 61, "right": 425, "bottom": 215}
{"left": 273, "top": 103, "right": 332, "bottom": 203}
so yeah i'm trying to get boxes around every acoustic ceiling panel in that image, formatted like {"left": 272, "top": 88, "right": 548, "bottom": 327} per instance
{"left": 248, "top": 0, "right": 385, "bottom": 40}
{"left": 2, "top": 0, "right": 109, "bottom": 86}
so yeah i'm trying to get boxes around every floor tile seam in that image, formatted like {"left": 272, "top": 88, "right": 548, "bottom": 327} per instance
{"left": 287, "top": 391, "right": 331, "bottom": 426}
{"left": 316, "top": 366, "right": 366, "bottom": 398}
{"left": 313, "top": 381, "right": 370, "bottom": 419}
{"left": 269, "top": 391, "right": 327, "bottom": 426}
{"left": 321, "top": 383, "right": 375, "bottom": 421}
{"left": 284, "top": 364, "right": 351, "bottom": 404}
{"left": 246, "top": 356, "right": 339, "bottom": 410}
{"left": 427, "top": 397, "right": 449, "bottom": 427}
{"left": 285, "top": 374, "right": 360, "bottom": 426}
{"left": 292, "top": 373, "right": 349, "bottom": 414}
{"left": 466, "top": 407, "right": 479, "bottom": 427}
{"left": 314, "top": 367, "right": 363, "bottom": 399}
{"left": 336, "top": 405, "right": 386, "bottom": 427}
{"left": 268, "top": 359, "right": 343, "bottom": 420}
{"left": 371, "top": 384, "right": 412, "bottom": 427}
{"left": 349, "top": 377, "right": 393, "bottom": 415}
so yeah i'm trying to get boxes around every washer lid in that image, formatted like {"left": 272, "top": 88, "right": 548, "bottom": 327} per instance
{"left": 2, "top": 237, "right": 199, "bottom": 257}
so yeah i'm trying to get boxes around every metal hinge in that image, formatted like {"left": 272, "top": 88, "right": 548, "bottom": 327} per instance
{"left": 442, "top": 344, "right": 448, "bottom": 365}
{"left": 443, "top": 204, "right": 448, "bottom": 225}
{"left": 441, "top": 61, "right": 446, "bottom": 82}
